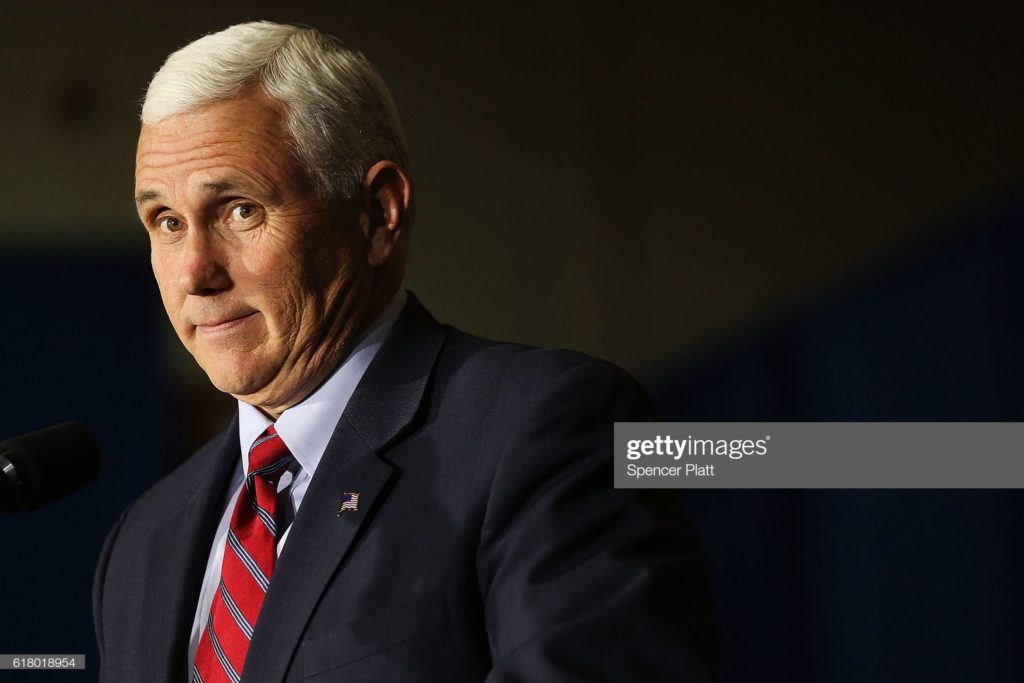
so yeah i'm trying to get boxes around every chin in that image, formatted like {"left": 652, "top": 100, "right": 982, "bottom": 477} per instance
{"left": 199, "top": 358, "right": 275, "bottom": 400}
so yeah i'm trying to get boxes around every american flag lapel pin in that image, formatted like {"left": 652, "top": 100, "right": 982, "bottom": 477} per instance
{"left": 338, "top": 492, "right": 360, "bottom": 516}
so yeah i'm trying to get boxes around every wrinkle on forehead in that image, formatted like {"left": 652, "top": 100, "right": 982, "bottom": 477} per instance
{"left": 134, "top": 92, "right": 307, "bottom": 205}
{"left": 135, "top": 177, "right": 283, "bottom": 210}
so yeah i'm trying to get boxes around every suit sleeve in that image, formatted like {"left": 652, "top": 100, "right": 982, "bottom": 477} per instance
{"left": 477, "top": 360, "right": 715, "bottom": 682}
{"left": 93, "top": 508, "right": 129, "bottom": 682}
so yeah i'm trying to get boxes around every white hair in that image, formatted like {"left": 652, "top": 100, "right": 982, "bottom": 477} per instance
{"left": 142, "top": 21, "right": 409, "bottom": 199}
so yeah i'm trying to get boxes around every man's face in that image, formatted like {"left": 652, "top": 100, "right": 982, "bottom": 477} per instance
{"left": 135, "top": 91, "right": 375, "bottom": 415}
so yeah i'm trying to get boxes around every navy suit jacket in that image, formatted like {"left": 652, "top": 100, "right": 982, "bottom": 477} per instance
{"left": 93, "top": 293, "right": 714, "bottom": 681}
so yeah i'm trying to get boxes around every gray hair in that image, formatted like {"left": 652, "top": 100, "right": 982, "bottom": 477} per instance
{"left": 142, "top": 21, "right": 409, "bottom": 199}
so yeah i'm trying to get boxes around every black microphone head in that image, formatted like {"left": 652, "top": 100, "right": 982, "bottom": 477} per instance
{"left": 0, "top": 422, "right": 101, "bottom": 512}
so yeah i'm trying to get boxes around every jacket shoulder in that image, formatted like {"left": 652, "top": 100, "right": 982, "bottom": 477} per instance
{"left": 120, "top": 424, "right": 236, "bottom": 529}
{"left": 439, "top": 326, "right": 650, "bottom": 404}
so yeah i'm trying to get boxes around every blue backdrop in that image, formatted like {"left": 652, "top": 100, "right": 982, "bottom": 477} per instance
{"left": 650, "top": 195, "right": 1024, "bottom": 682}
{"left": 0, "top": 251, "right": 170, "bottom": 683}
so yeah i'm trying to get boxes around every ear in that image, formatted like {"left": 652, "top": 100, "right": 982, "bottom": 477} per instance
{"left": 360, "top": 160, "right": 412, "bottom": 268}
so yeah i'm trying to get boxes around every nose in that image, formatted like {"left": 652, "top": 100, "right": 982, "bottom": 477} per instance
{"left": 178, "top": 227, "right": 231, "bottom": 295}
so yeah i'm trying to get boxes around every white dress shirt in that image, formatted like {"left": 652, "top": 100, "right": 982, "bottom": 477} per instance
{"left": 186, "top": 290, "right": 406, "bottom": 667}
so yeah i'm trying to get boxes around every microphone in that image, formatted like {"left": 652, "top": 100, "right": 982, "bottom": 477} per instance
{"left": 0, "top": 422, "right": 101, "bottom": 512}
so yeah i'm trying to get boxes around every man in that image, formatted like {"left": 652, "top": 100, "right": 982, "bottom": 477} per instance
{"left": 94, "top": 21, "right": 714, "bottom": 682}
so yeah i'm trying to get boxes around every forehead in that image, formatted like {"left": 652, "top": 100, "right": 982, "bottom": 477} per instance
{"left": 135, "top": 91, "right": 302, "bottom": 200}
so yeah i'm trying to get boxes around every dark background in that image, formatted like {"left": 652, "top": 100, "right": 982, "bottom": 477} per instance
{"left": 1, "top": 2, "right": 1022, "bottom": 681}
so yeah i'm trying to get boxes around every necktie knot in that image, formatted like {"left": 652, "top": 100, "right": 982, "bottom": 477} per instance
{"left": 247, "top": 425, "right": 293, "bottom": 481}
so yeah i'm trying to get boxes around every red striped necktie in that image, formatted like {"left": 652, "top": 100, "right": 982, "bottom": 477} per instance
{"left": 193, "top": 425, "right": 294, "bottom": 683}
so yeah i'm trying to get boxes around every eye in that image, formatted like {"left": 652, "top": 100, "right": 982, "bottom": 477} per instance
{"left": 156, "top": 215, "right": 183, "bottom": 233}
{"left": 230, "top": 203, "right": 261, "bottom": 222}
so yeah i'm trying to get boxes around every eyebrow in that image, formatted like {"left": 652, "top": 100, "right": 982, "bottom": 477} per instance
{"left": 135, "top": 189, "right": 162, "bottom": 206}
{"left": 134, "top": 180, "right": 243, "bottom": 207}
{"left": 200, "top": 180, "right": 239, "bottom": 193}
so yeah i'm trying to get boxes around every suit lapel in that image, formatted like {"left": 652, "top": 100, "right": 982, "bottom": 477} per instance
{"left": 140, "top": 415, "right": 240, "bottom": 681}
{"left": 243, "top": 292, "right": 448, "bottom": 682}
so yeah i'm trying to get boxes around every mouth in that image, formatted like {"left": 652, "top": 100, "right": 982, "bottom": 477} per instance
{"left": 194, "top": 311, "right": 258, "bottom": 335}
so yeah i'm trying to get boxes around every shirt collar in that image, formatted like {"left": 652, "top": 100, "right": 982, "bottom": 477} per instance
{"left": 237, "top": 289, "right": 407, "bottom": 478}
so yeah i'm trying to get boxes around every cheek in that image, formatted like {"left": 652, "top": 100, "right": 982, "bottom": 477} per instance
{"left": 150, "top": 244, "right": 173, "bottom": 282}
{"left": 307, "top": 232, "right": 363, "bottom": 293}
{"left": 237, "top": 254, "right": 308, "bottom": 326}
{"left": 150, "top": 252, "right": 186, "bottom": 319}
